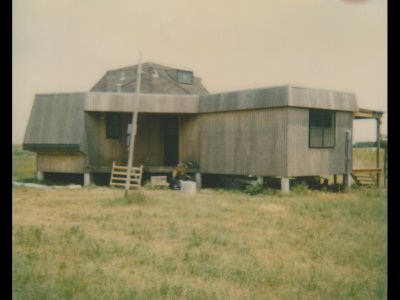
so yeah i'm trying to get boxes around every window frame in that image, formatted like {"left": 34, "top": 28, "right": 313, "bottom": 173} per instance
{"left": 309, "top": 109, "right": 336, "bottom": 149}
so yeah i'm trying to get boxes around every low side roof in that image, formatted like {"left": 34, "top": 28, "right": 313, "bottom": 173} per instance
{"left": 23, "top": 93, "right": 87, "bottom": 153}
{"left": 85, "top": 85, "right": 358, "bottom": 114}
{"left": 23, "top": 86, "right": 359, "bottom": 150}
{"left": 354, "top": 107, "right": 384, "bottom": 119}
{"left": 199, "top": 85, "right": 358, "bottom": 113}
{"left": 85, "top": 92, "right": 200, "bottom": 113}
{"left": 199, "top": 86, "right": 289, "bottom": 112}
{"left": 289, "top": 86, "right": 358, "bottom": 112}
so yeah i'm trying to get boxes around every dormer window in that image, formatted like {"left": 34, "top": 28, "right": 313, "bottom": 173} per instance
{"left": 176, "top": 70, "right": 193, "bottom": 84}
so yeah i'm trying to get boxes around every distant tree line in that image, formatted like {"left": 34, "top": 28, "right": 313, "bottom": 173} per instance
{"left": 353, "top": 140, "right": 387, "bottom": 148}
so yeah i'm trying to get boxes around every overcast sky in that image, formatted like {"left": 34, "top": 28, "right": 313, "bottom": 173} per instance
{"left": 13, "top": 0, "right": 387, "bottom": 143}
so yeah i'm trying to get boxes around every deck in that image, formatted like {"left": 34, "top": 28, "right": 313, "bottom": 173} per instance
{"left": 85, "top": 165, "right": 200, "bottom": 174}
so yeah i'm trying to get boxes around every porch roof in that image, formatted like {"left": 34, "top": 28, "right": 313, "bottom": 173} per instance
{"left": 354, "top": 108, "right": 384, "bottom": 119}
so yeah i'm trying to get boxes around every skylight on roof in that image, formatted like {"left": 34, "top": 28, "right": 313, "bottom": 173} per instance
{"left": 176, "top": 70, "right": 193, "bottom": 84}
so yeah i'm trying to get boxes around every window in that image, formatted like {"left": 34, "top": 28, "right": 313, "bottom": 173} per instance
{"left": 176, "top": 70, "right": 193, "bottom": 84}
{"left": 309, "top": 109, "right": 336, "bottom": 148}
{"left": 106, "top": 113, "right": 121, "bottom": 139}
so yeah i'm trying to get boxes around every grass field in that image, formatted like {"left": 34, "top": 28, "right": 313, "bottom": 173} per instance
{"left": 352, "top": 147, "right": 386, "bottom": 169}
{"left": 12, "top": 146, "right": 387, "bottom": 299}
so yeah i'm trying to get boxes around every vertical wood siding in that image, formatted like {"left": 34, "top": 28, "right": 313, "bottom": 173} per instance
{"left": 180, "top": 108, "right": 288, "bottom": 176}
{"left": 85, "top": 112, "right": 129, "bottom": 166}
{"left": 85, "top": 112, "right": 165, "bottom": 167}
{"left": 287, "top": 108, "right": 353, "bottom": 176}
{"left": 132, "top": 115, "right": 164, "bottom": 166}
{"left": 37, "top": 153, "right": 86, "bottom": 173}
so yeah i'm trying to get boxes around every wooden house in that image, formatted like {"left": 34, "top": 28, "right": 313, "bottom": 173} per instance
{"left": 23, "top": 62, "right": 382, "bottom": 190}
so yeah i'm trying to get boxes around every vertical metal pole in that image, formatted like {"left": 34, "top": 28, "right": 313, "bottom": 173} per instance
{"left": 125, "top": 52, "right": 142, "bottom": 197}
{"left": 345, "top": 130, "right": 352, "bottom": 190}
{"left": 383, "top": 136, "right": 387, "bottom": 188}
{"left": 376, "top": 117, "right": 381, "bottom": 187}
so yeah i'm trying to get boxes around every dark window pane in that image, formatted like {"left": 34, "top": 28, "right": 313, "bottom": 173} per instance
{"left": 323, "top": 128, "right": 335, "bottom": 147}
{"left": 309, "top": 110, "right": 322, "bottom": 127}
{"left": 310, "top": 128, "right": 323, "bottom": 148}
{"left": 322, "top": 111, "right": 335, "bottom": 128}
{"left": 309, "top": 109, "right": 336, "bottom": 148}
{"left": 106, "top": 113, "right": 121, "bottom": 139}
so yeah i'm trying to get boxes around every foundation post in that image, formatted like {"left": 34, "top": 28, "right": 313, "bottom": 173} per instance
{"left": 256, "top": 176, "right": 264, "bottom": 185}
{"left": 281, "top": 177, "right": 290, "bottom": 193}
{"left": 195, "top": 173, "right": 202, "bottom": 190}
{"left": 83, "top": 173, "right": 91, "bottom": 187}
{"left": 36, "top": 171, "right": 44, "bottom": 182}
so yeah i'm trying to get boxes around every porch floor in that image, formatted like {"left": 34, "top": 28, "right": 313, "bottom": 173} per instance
{"left": 86, "top": 165, "right": 200, "bottom": 174}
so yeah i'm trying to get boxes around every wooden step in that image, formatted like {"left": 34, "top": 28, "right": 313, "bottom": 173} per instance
{"left": 351, "top": 172, "right": 376, "bottom": 186}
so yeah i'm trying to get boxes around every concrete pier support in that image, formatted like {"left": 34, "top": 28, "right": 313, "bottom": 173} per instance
{"left": 83, "top": 173, "right": 91, "bottom": 187}
{"left": 256, "top": 176, "right": 264, "bottom": 185}
{"left": 36, "top": 171, "right": 44, "bottom": 182}
{"left": 281, "top": 177, "right": 290, "bottom": 193}
{"left": 343, "top": 174, "right": 352, "bottom": 190}
{"left": 195, "top": 173, "right": 202, "bottom": 190}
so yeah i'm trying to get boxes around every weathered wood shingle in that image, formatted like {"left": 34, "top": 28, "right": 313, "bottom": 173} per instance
{"left": 90, "top": 62, "right": 209, "bottom": 95}
{"left": 23, "top": 93, "right": 87, "bottom": 153}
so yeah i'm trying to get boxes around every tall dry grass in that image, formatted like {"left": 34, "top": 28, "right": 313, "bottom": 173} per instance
{"left": 12, "top": 145, "right": 387, "bottom": 299}
{"left": 352, "top": 147, "right": 386, "bottom": 169}
{"left": 13, "top": 186, "right": 387, "bottom": 299}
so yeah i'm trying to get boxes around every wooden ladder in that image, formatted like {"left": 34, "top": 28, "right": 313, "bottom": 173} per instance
{"left": 109, "top": 162, "right": 143, "bottom": 189}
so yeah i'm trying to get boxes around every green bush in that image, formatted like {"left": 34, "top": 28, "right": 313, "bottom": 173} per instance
{"left": 244, "top": 183, "right": 265, "bottom": 196}
{"left": 291, "top": 182, "right": 310, "bottom": 195}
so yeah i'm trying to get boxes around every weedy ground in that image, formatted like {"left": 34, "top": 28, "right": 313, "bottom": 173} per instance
{"left": 12, "top": 146, "right": 387, "bottom": 299}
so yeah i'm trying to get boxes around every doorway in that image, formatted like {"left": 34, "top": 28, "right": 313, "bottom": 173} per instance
{"left": 163, "top": 116, "right": 179, "bottom": 166}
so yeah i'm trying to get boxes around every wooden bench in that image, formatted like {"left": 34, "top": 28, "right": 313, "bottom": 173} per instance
{"left": 150, "top": 176, "right": 169, "bottom": 187}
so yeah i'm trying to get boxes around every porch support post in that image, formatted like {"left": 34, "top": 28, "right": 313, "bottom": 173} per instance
{"left": 383, "top": 136, "right": 387, "bottom": 188}
{"left": 195, "top": 173, "right": 202, "bottom": 190}
{"left": 281, "top": 177, "right": 290, "bottom": 193}
{"left": 84, "top": 173, "right": 91, "bottom": 187}
{"left": 256, "top": 176, "right": 264, "bottom": 185}
{"left": 36, "top": 171, "right": 44, "bottom": 182}
{"left": 376, "top": 117, "right": 381, "bottom": 187}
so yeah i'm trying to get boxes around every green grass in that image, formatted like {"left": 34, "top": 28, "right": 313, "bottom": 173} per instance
{"left": 352, "top": 147, "right": 385, "bottom": 169}
{"left": 12, "top": 187, "right": 387, "bottom": 299}
{"left": 12, "top": 145, "right": 37, "bottom": 182}
{"left": 12, "top": 145, "right": 387, "bottom": 299}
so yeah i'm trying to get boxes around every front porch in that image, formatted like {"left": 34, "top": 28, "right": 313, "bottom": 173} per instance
{"left": 353, "top": 108, "right": 385, "bottom": 187}
{"left": 84, "top": 165, "right": 201, "bottom": 187}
